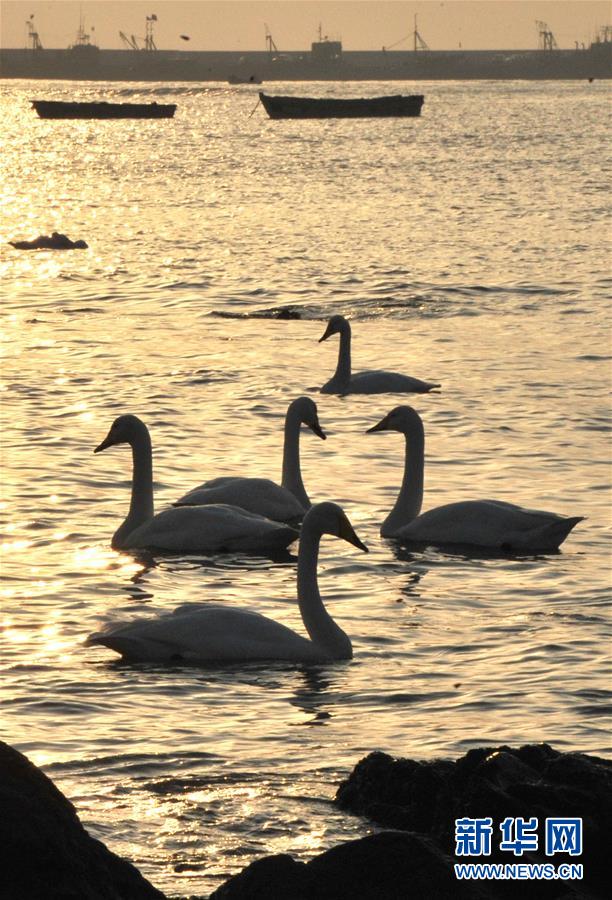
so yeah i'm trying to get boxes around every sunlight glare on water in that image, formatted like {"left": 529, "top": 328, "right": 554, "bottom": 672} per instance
{"left": 0, "top": 79, "right": 610, "bottom": 896}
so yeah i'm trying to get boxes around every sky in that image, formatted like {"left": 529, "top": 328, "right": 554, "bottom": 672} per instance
{"left": 1, "top": 1, "right": 609, "bottom": 51}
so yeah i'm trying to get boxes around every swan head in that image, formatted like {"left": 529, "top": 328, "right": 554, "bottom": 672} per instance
{"left": 318, "top": 314, "right": 349, "bottom": 343}
{"left": 366, "top": 406, "right": 423, "bottom": 436}
{"left": 303, "top": 502, "right": 368, "bottom": 552}
{"left": 289, "top": 396, "right": 326, "bottom": 440}
{"left": 94, "top": 414, "right": 148, "bottom": 453}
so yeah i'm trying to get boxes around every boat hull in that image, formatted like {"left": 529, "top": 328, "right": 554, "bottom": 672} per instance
{"left": 259, "top": 92, "right": 424, "bottom": 119}
{"left": 31, "top": 100, "right": 176, "bottom": 119}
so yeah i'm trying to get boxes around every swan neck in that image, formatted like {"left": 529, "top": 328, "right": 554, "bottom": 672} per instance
{"left": 333, "top": 326, "right": 352, "bottom": 386}
{"left": 382, "top": 423, "right": 425, "bottom": 536}
{"left": 281, "top": 407, "right": 309, "bottom": 508}
{"left": 120, "top": 427, "right": 155, "bottom": 541}
{"left": 297, "top": 528, "right": 352, "bottom": 660}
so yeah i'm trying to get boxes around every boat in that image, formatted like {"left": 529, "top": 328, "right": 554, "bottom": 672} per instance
{"left": 259, "top": 92, "right": 424, "bottom": 119}
{"left": 31, "top": 100, "right": 176, "bottom": 119}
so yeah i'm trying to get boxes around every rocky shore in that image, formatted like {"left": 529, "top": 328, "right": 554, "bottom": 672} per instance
{"left": 2, "top": 740, "right": 609, "bottom": 900}
{"left": 213, "top": 744, "right": 610, "bottom": 899}
{"left": 0, "top": 740, "right": 165, "bottom": 900}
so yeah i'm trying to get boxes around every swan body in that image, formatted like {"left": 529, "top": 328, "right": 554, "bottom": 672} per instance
{"left": 94, "top": 415, "right": 298, "bottom": 553}
{"left": 88, "top": 604, "right": 324, "bottom": 663}
{"left": 319, "top": 315, "right": 440, "bottom": 395}
{"left": 178, "top": 477, "right": 304, "bottom": 524}
{"left": 368, "top": 406, "right": 583, "bottom": 552}
{"left": 87, "top": 502, "right": 368, "bottom": 663}
{"left": 175, "top": 397, "right": 325, "bottom": 523}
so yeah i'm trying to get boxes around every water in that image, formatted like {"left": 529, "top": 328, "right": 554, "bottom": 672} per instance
{"left": 0, "top": 79, "right": 610, "bottom": 897}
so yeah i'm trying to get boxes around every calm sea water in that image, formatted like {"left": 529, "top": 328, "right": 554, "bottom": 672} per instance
{"left": 0, "top": 79, "right": 610, "bottom": 897}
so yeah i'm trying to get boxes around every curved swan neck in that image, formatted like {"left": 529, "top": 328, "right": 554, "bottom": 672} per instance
{"left": 114, "top": 424, "right": 154, "bottom": 546}
{"left": 297, "top": 528, "right": 352, "bottom": 660}
{"left": 332, "top": 322, "right": 352, "bottom": 386}
{"left": 281, "top": 406, "right": 309, "bottom": 508}
{"left": 382, "top": 420, "right": 425, "bottom": 536}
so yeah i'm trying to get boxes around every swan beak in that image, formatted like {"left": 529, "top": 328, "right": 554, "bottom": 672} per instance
{"left": 318, "top": 322, "right": 334, "bottom": 343}
{"left": 339, "top": 516, "right": 369, "bottom": 553}
{"left": 310, "top": 420, "right": 326, "bottom": 440}
{"left": 94, "top": 430, "right": 115, "bottom": 453}
{"left": 366, "top": 415, "right": 390, "bottom": 434}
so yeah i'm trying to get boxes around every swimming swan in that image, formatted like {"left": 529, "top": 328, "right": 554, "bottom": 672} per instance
{"left": 94, "top": 415, "right": 298, "bottom": 552}
{"left": 319, "top": 315, "right": 440, "bottom": 395}
{"left": 87, "top": 502, "right": 367, "bottom": 663}
{"left": 367, "top": 406, "right": 583, "bottom": 551}
{"left": 175, "top": 397, "right": 326, "bottom": 523}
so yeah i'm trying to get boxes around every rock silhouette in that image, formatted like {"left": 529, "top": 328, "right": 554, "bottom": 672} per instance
{"left": 2, "top": 740, "right": 609, "bottom": 900}
{"left": 212, "top": 744, "right": 610, "bottom": 899}
{"left": 335, "top": 743, "right": 610, "bottom": 899}
{"left": 9, "top": 231, "right": 88, "bottom": 249}
{"left": 210, "top": 830, "right": 484, "bottom": 899}
{"left": 0, "top": 741, "right": 167, "bottom": 900}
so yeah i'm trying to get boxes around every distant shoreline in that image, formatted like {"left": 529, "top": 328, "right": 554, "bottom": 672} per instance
{"left": 2, "top": 43, "right": 611, "bottom": 81}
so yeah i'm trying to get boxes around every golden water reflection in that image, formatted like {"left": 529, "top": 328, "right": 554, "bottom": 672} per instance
{"left": 72, "top": 544, "right": 140, "bottom": 574}
{"left": 0, "top": 79, "right": 609, "bottom": 899}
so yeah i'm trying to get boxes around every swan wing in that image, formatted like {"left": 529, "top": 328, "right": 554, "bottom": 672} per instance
{"left": 395, "top": 500, "right": 582, "bottom": 550}
{"left": 175, "top": 478, "right": 305, "bottom": 524}
{"left": 188, "top": 476, "right": 242, "bottom": 490}
{"left": 347, "top": 370, "right": 440, "bottom": 395}
{"left": 88, "top": 604, "right": 321, "bottom": 662}
{"left": 125, "top": 505, "right": 298, "bottom": 552}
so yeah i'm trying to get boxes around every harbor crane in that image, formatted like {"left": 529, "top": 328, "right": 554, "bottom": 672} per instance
{"left": 119, "top": 31, "right": 140, "bottom": 50}
{"left": 119, "top": 14, "right": 158, "bottom": 52}
{"left": 264, "top": 24, "right": 279, "bottom": 56}
{"left": 383, "top": 15, "right": 429, "bottom": 52}
{"left": 536, "top": 21, "right": 558, "bottom": 51}
{"left": 144, "top": 14, "right": 157, "bottom": 51}
{"left": 26, "top": 14, "right": 43, "bottom": 50}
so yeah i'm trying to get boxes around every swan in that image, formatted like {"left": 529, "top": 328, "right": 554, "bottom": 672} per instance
{"left": 367, "top": 406, "right": 583, "bottom": 551}
{"left": 318, "top": 315, "right": 440, "bottom": 395}
{"left": 175, "top": 397, "right": 326, "bottom": 524}
{"left": 87, "top": 502, "right": 368, "bottom": 663}
{"left": 94, "top": 415, "right": 298, "bottom": 552}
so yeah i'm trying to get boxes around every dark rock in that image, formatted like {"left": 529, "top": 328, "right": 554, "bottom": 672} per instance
{"left": 0, "top": 741, "right": 167, "bottom": 900}
{"left": 253, "top": 306, "right": 302, "bottom": 320}
{"left": 271, "top": 307, "right": 301, "bottom": 319}
{"left": 9, "top": 231, "right": 88, "bottom": 249}
{"left": 210, "top": 831, "right": 485, "bottom": 900}
{"left": 210, "top": 853, "right": 311, "bottom": 899}
{"left": 335, "top": 743, "right": 611, "bottom": 899}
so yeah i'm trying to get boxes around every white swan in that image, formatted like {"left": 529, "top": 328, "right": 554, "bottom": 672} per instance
{"left": 175, "top": 397, "right": 326, "bottom": 523}
{"left": 94, "top": 415, "right": 298, "bottom": 552}
{"left": 319, "top": 315, "right": 440, "bottom": 395}
{"left": 87, "top": 502, "right": 368, "bottom": 663}
{"left": 367, "top": 406, "right": 583, "bottom": 551}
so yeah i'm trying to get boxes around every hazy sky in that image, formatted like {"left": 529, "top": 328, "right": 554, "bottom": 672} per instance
{"left": 1, "top": 1, "right": 609, "bottom": 51}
